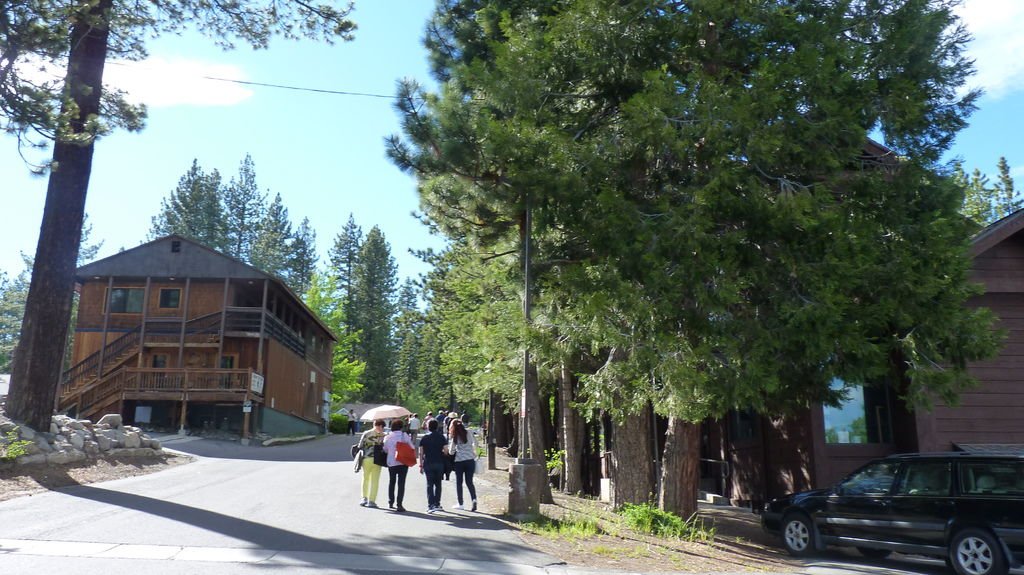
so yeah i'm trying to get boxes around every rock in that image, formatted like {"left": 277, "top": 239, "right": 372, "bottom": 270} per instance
{"left": 67, "top": 420, "right": 85, "bottom": 431}
{"left": 123, "top": 431, "right": 142, "bottom": 449}
{"left": 15, "top": 453, "right": 48, "bottom": 466}
{"left": 149, "top": 439, "right": 161, "bottom": 450}
{"left": 47, "top": 450, "right": 86, "bottom": 465}
{"left": 17, "top": 426, "right": 35, "bottom": 440}
{"left": 84, "top": 441, "right": 100, "bottom": 456}
{"left": 0, "top": 421, "right": 18, "bottom": 433}
{"left": 33, "top": 436, "right": 53, "bottom": 453}
{"left": 108, "top": 447, "right": 159, "bottom": 458}
{"left": 50, "top": 422, "right": 59, "bottom": 434}
{"left": 95, "top": 434, "right": 113, "bottom": 451}
{"left": 96, "top": 414, "right": 122, "bottom": 429}
{"left": 69, "top": 432, "right": 85, "bottom": 450}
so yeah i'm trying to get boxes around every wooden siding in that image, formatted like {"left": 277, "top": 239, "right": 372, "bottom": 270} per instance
{"left": 264, "top": 338, "right": 327, "bottom": 424}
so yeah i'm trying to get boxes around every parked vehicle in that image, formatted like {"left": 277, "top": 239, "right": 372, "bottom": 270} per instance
{"left": 761, "top": 452, "right": 1024, "bottom": 575}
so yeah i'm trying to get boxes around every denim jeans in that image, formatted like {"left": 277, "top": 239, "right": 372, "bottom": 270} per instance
{"left": 453, "top": 459, "right": 477, "bottom": 505}
{"left": 424, "top": 462, "right": 444, "bottom": 508}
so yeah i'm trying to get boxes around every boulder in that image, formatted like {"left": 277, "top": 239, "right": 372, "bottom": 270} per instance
{"left": 69, "top": 432, "right": 85, "bottom": 450}
{"left": 15, "top": 453, "right": 48, "bottom": 466}
{"left": 96, "top": 414, "right": 122, "bottom": 429}
{"left": 50, "top": 422, "right": 59, "bottom": 434}
{"left": 18, "top": 426, "right": 35, "bottom": 440}
{"left": 83, "top": 441, "right": 100, "bottom": 456}
{"left": 67, "top": 420, "right": 85, "bottom": 431}
{"left": 33, "top": 436, "right": 54, "bottom": 453}
{"left": 95, "top": 434, "right": 113, "bottom": 451}
{"left": 123, "top": 431, "right": 142, "bottom": 449}
{"left": 47, "top": 450, "right": 86, "bottom": 465}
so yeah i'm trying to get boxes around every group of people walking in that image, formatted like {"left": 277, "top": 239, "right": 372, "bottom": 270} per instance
{"left": 355, "top": 412, "right": 479, "bottom": 513}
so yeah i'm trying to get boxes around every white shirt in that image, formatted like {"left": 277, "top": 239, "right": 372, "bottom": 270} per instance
{"left": 409, "top": 417, "right": 421, "bottom": 431}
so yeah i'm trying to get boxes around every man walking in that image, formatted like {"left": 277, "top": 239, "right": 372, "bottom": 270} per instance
{"left": 418, "top": 418, "right": 447, "bottom": 513}
{"left": 408, "top": 413, "right": 421, "bottom": 441}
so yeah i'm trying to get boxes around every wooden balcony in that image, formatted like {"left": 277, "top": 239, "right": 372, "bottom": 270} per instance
{"left": 121, "top": 367, "right": 263, "bottom": 403}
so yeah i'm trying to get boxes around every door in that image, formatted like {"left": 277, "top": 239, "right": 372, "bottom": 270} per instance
{"left": 822, "top": 460, "right": 899, "bottom": 542}
{"left": 888, "top": 460, "right": 954, "bottom": 550}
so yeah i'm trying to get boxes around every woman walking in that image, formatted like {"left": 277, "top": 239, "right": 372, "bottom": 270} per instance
{"left": 357, "top": 419, "right": 387, "bottom": 507}
{"left": 383, "top": 418, "right": 416, "bottom": 512}
{"left": 448, "top": 418, "right": 478, "bottom": 511}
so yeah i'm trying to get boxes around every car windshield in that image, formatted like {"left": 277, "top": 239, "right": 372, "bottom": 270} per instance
{"left": 837, "top": 461, "right": 898, "bottom": 496}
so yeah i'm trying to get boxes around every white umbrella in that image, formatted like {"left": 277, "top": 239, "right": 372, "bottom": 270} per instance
{"left": 359, "top": 404, "right": 411, "bottom": 421}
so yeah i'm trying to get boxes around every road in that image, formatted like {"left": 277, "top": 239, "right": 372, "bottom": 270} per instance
{"left": 0, "top": 433, "right": 563, "bottom": 574}
{"left": 2, "top": 434, "right": 1021, "bottom": 575}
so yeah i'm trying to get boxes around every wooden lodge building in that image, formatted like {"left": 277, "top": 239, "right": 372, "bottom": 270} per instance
{"left": 701, "top": 209, "right": 1024, "bottom": 508}
{"left": 58, "top": 235, "right": 336, "bottom": 438}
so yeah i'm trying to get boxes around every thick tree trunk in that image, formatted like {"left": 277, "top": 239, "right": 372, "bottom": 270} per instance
{"left": 659, "top": 416, "right": 700, "bottom": 519}
{"left": 560, "top": 363, "right": 585, "bottom": 494}
{"left": 610, "top": 399, "right": 656, "bottom": 509}
{"left": 7, "top": 0, "right": 112, "bottom": 431}
{"left": 492, "top": 398, "right": 515, "bottom": 447}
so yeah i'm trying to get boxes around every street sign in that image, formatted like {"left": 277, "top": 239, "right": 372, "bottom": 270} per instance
{"left": 242, "top": 400, "right": 253, "bottom": 413}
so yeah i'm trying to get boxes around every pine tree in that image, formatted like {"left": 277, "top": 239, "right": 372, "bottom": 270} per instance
{"left": 995, "top": 157, "right": 1020, "bottom": 220}
{"left": 223, "top": 154, "right": 266, "bottom": 262}
{"left": 250, "top": 192, "right": 291, "bottom": 280}
{"left": 304, "top": 271, "right": 364, "bottom": 403}
{"left": 150, "top": 159, "right": 226, "bottom": 250}
{"left": 288, "top": 217, "right": 318, "bottom": 295}
{"left": 392, "top": 278, "right": 423, "bottom": 404}
{"left": 350, "top": 226, "right": 398, "bottom": 402}
{"left": 328, "top": 214, "right": 363, "bottom": 334}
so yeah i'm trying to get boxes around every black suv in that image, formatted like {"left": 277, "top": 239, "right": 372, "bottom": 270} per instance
{"left": 762, "top": 452, "right": 1024, "bottom": 575}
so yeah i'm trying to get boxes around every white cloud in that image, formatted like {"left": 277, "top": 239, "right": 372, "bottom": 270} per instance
{"left": 1011, "top": 165, "right": 1024, "bottom": 179}
{"left": 957, "top": 0, "right": 1024, "bottom": 99}
{"left": 104, "top": 58, "right": 253, "bottom": 108}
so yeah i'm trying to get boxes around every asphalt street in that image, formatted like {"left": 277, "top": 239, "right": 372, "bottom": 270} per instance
{"left": 2, "top": 433, "right": 1022, "bottom": 575}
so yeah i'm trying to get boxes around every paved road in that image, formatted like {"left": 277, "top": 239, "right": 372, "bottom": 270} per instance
{"left": 3, "top": 434, "right": 1022, "bottom": 575}
{"left": 0, "top": 433, "right": 562, "bottom": 574}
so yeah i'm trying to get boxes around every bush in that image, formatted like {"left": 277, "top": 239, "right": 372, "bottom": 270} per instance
{"left": 329, "top": 413, "right": 349, "bottom": 434}
{"left": 619, "top": 503, "right": 715, "bottom": 542}
{"left": 520, "top": 514, "right": 602, "bottom": 539}
{"left": 0, "top": 430, "right": 31, "bottom": 462}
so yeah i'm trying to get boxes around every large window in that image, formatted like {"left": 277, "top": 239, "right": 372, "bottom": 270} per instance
{"left": 961, "top": 461, "right": 1024, "bottom": 496}
{"left": 896, "top": 461, "right": 951, "bottom": 497}
{"left": 108, "top": 288, "right": 144, "bottom": 313}
{"left": 824, "top": 378, "right": 893, "bottom": 444}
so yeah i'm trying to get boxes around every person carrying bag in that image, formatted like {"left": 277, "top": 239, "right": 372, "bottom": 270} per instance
{"left": 448, "top": 418, "right": 479, "bottom": 511}
{"left": 357, "top": 419, "right": 387, "bottom": 508}
{"left": 383, "top": 419, "right": 416, "bottom": 512}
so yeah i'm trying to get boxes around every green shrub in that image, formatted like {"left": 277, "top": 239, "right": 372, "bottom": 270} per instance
{"left": 329, "top": 413, "right": 349, "bottom": 434}
{"left": 619, "top": 503, "right": 715, "bottom": 542}
{"left": 0, "top": 430, "right": 32, "bottom": 462}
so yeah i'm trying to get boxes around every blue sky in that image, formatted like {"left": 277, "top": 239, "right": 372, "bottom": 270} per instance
{"left": 2, "top": 1, "right": 1023, "bottom": 282}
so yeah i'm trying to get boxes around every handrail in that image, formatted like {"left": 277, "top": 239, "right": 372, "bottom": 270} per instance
{"left": 61, "top": 327, "right": 141, "bottom": 391}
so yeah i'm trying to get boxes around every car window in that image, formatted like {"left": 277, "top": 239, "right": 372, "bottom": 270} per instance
{"left": 838, "top": 461, "right": 899, "bottom": 496}
{"left": 895, "top": 461, "right": 951, "bottom": 496}
{"left": 961, "top": 461, "right": 1024, "bottom": 496}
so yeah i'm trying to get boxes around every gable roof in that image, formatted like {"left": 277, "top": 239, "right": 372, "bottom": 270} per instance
{"left": 970, "top": 209, "right": 1024, "bottom": 258}
{"left": 76, "top": 235, "right": 337, "bottom": 341}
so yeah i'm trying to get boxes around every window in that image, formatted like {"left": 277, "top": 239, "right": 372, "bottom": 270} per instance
{"left": 824, "top": 378, "right": 893, "bottom": 444}
{"left": 220, "top": 355, "right": 236, "bottom": 369}
{"left": 151, "top": 354, "right": 168, "bottom": 368}
{"left": 108, "top": 288, "right": 144, "bottom": 313}
{"left": 961, "top": 461, "right": 1024, "bottom": 496}
{"left": 838, "top": 461, "right": 899, "bottom": 496}
{"left": 729, "top": 408, "right": 758, "bottom": 440}
{"left": 895, "top": 461, "right": 951, "bottom": 496}
{"left": 159, "top": 288, "right": 181, "bottom": 309}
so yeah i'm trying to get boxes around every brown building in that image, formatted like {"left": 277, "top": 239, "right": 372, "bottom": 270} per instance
{"left": 58, "top": 235, "right": 336, "bottom": 438}
{"left": 701, "top": 209, "right": 1024, "bottom": 509}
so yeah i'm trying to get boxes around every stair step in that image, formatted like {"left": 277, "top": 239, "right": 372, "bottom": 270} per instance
{"left": 698, "top": 490, "right": 731, "bottom": 506}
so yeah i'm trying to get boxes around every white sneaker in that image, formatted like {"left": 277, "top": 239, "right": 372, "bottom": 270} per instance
{"left": 453, "top": 503, "right": 464, "bottom": 510}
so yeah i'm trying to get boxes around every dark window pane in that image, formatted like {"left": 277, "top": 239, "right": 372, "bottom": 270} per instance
{"left": 896, "top": 461, "right": 950, "bottom": 496}
{"left": 109, "top": 288, "right": 144, "bottom": 313}
{"left": 159, "top": 289, "right": 181, "bottom": 308}
{"left": 839, "top": 461, "right": 898, "bottom": 496}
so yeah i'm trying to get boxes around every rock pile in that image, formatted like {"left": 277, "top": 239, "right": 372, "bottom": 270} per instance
{"left": 1, "top": 413, "right": 163, "bottom": 466}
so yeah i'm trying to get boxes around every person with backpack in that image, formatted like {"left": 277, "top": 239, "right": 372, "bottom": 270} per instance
{"left": 383, "top": 419, "right": 416, "bottom": 512}
{"left": 356, "top": 419, "right": 387, "bottom": 508}
{"left": 448, "top": 418, "right": 478, "bottom": 511}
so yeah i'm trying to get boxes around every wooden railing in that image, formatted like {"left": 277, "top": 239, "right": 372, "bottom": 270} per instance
{"left": 61, "top": 327, "right": 141, "bottom": 392}
{"left": 124, "top": 368, "right": 256, "bottom": 394}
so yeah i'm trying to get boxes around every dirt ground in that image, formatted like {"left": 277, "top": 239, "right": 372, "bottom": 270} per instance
{"left": 0, "top": 444, "right": 794, "bottom": 573}
{"left": 480, "top": 450, "right": 800, "bottom": 573}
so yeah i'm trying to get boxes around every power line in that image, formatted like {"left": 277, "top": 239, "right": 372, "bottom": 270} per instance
{"left": 201, "top": 75, "right": 403, "bottom": 99}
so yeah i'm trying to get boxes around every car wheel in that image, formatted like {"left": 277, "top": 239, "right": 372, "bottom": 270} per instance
{"left": 949, "top": 528, "right": 1008, "bottom": 575}
{"left": 857, "top": 547, "right": 892, "bottom": 559}
{"left": 782, "top": 514, "right": 815, "bottom": 556}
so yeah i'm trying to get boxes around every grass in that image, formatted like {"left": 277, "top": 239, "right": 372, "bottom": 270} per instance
{"left": 618, "top": 503, "right": 716, "bottom": 542}
{"left": 519, "top": 514, "right": 602, "bottom": 539}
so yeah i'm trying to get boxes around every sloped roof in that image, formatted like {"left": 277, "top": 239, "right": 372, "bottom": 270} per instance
{"left": 76, "top": 235, "right": 337, "bottom": 341}
{"left": 970, "top": 209, "right": 1024, "bottom": 258}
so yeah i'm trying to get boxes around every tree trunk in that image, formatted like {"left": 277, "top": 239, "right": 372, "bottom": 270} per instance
{"left": 7, "top": 0, "right": 112, "bottom": 431}
{"left": 492, "top": 398, "right": 515, "bottom": 447}
{"left": 659, "top": 416, "right": 700, "bottom": 519}
{"left": 560, "top": 363, "right": 585, "bottom": 494}
{"left": 610, "top": 398, "right": 656, "bottom": 509}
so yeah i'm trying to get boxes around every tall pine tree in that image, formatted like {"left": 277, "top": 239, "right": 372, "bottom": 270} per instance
{"left": 223, "top": 154, "right": 266, "bottom": 262}
{"left": 149, "top": 159, "right": 226, "bottom": 250}
{"left": 350, "top": 226, "right": 398, "bottom": 402}
{"left": 328, "top": 214, "right": 363, "bottom": 334}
